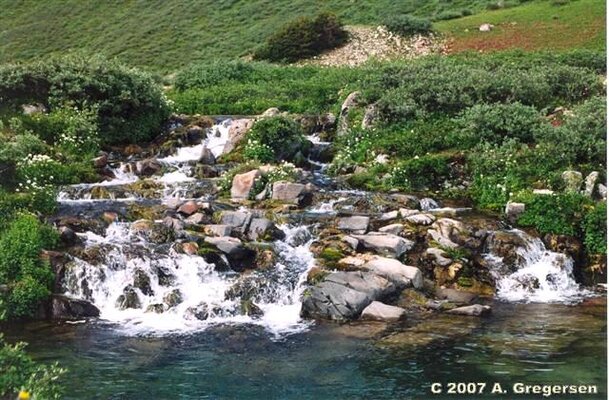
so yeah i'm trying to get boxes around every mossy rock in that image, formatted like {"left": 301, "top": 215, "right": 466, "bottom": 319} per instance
{"left": 127, "top": 203, "right": 165, "bottom": 221}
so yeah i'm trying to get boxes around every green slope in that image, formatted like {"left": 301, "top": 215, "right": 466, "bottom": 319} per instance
{"left": 0, "top": 0, "right": 496, "bottom": 73}
{"left": 437, "top": 0, "right": 606, "bottom": 53}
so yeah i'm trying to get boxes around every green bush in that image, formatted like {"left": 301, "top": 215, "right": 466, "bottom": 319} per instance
{"left": 383, "top": 14, "right": 433, "bottom": 36}
{"left": 253, "top": 12, "right": 348, "bottom": 63}
{"left": 583, "top": 201, "right": 607, "bottom": 255}
{"left": 20, "top": 107, "right": 100, "bottom": 155}
{"left": 170, "top": 62, "right": 362, "bottom": 115}
{"left": 0, "top": 190, "right": 57, "bottom": 232}
{"left": 434, "top": 10, "right": 465, "bottom": 21}
{"left": 455, "top": 103, "right": 548, "bottom": 147}
{"left": 467, "top": 140, "right": 563, "bottom": 210}
{"left": 0, "top": 213, "right": 58, "bottom": 319}
{"left": 536, "top": 96, "right": 606, "bottom": 166}
{"left": 516, "top": 192, "right": 590, "bottom": 236}
{"left": 0, "top": 334, "right": 65, "bottom": 399}
{"left": 244, "top": 116, "right": 306, "bottom": 162}
{"left": 387, "top": 154, "right": 451, "bottom": 191}
{"left": 367, "top": 57, "right": 603, "bottom": 123}
{"left": 174, "top": 61, "right": 257, "bottom": 91}
{"left": 0, "top": 56, "right": 170, "bottom": 144}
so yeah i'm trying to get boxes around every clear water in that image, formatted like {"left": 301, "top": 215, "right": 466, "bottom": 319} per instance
{"left": 4, "top": 301, "right": 605, "bottom": 399}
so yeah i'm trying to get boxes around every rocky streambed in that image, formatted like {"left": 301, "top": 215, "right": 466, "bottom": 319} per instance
{"left": 35, "top": 114, "right": 602, "bottom": 340}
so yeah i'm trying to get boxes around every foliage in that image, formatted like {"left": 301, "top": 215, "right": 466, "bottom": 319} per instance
{"left": 516, "top": 192, "right": 591, "bottom": 236}
{"left": 0, "top": 213, "right": 58, "bottom": 319}
{"left": 386, "top": 154, "right": 451, "bottom": 191}
{"left": 383, "top": 14, "right": 433, "bottom": 36}
{"left": 536, "top": 96, "right": 607, "bottom": 166}
{"left": 0, "top": 56, "right": 170, "bottom": 144}
{"left": 582, "top": 201, "right": 607, "bottom": 254}
{"left": 467, "top": 139, "right": 563, "bottom": 210}
{"left": 253, "top": 12, "right": 348, "bottom": 63}
{"left": 20, "top": 107, "right": 100, "bottom": 155}
{"left": 0, "top": 190, "right": 57, "bottom": 231}
{"left": 367, "top": 57, "right": 602, "bottom": 123}
{"left": 170, "top": 62, "right": 362, "bottom": 115}
{"left": 0, "top": 334, "right": 65, "bottom": 399}
{"left": 455, "top": 102, "right": 548, "bottom": 147}
{"left": 174, "top": 61, "right": 257, "bottom": 91}
{"left": 244, "top": 116, "right": 306, "bottom": 162}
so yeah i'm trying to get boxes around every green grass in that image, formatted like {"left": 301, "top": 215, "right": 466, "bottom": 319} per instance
{"left": 0, "top": 0, "right": 502, "bottom": 74}
{"left": 437, "top": 0, "right": 606, "bottom": 52}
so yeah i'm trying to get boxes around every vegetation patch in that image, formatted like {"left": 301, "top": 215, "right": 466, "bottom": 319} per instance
{"left": 253, "top": 12, "right": 348, "bottom": 63}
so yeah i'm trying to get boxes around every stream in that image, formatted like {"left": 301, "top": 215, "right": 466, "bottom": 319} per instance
{"left": 4, "top": 119, "right": 606, "bottom": 399}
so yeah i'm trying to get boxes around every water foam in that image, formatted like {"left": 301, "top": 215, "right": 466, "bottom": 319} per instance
{"left": 486, "top": 229, "right": 589, "bottom": 303}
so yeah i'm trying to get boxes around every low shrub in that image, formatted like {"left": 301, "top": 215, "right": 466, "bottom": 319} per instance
{"left": 386, "top": 154, "right": 451, "bottom": 191}
{"left": 516, "top": 192, "right": 590, "bottom": 236}
{"left": 0, "top": 56, "right": 171, "bottom": 144}
{"left": 20, "top": 107, "right": 100, "bottom": 155}
{"left": 434, "top": 10, "right": 465, "bottom": 21}
{"left": 536, "top": 96, "right": 606, "bottom": 166}
{"left": 244, "top": 116, "right": 306, "bottom": 162}
{"left": 367, "top": 57, "right": 603, "bottom": 123}
{"left": 0, "top": 334, "right": 65, "bottom": 399}
{"left": 455, "top": 103, "right": 548, "bottom": 147}
{"left": 253, "top": 12, "right": 348, "bottom": 63}
{"left": 174, "top": 61, "right": 257, "bottom": 91}
{"left": 583, "top": 201, "right": 607, "bottom": 255}
{"left": 383, "top": 14, "right": 433, "bottom": 36}
{"left": 0, "top": 213, "right": 58, "bottom": 319}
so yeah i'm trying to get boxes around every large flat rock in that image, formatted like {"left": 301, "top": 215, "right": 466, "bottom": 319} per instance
{"left": 362, "top": 256, "right": 423, "bottom": 289}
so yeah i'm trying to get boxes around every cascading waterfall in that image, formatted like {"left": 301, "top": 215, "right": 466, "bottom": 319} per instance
{"left": 485, "top": 229, "right": 589, "bottom": 303}
{"left": 63, "top": 223, "right": 315, "bottom": 337}
{"left": 58, "top": 118, "right": 318, "bottom": 338}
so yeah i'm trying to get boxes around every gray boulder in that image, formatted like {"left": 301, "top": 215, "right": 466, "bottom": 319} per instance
{"left": 199, "top": 147, "right": 216, "bottom": 165}
{"left": 223, "top": 118, "right": 254, "bottom": 154}
{"left": 584, "top": 171, "right": 599, "bottom": 197}
{"left": 425, "top": 247, "right": 452, "bottom": 267}
{"left": 271, "top": 181, "right": 310, "bottom": 205}
{"left": 220, "top": 211, "right": 252, "bottom": 234}
{"left": 405, "top": 213, "right": 435, "bottom": 226}
{"left": 435, "top": 288, "right": 478, "bottom": 305}
{"left": 362, "top": 256, "right": 423, "bottom": 289}
{"left": 186, "top": 212, "right": 207, "bottom": 225}
{"left": 352, "top": 232, "right": 414, "bottom": 257}
{"left": 204, "top": 224, "right": 233, "bottom": 237}
{"left": 505, "top": 202, "right": 525, "bottom": 224}
{"left": 337, "top": 216, "right": 370, "bottom": 234}
{"left": 136, "top": 158, "right": 162, "bottom": 177}
{"left": 300, "top": 270, "right": 398, "bottom": 321}
{"left": 247, "top": 218, "right": 285, "bottom": 241}
{"left": 562, "top": 170, "right": 583, "bottom": 192}
{"left": 48, "top": 295, "right": 100, "bottom": 320}
{"left": 378, "top": 223, "right": 404, "bottom": 235}
{"left": 116, "top": 285, "right": 141, "bottom": 310}
{"left": 447, "top": 304, "right": 491, "bottom": 317}
{"left": 360, "top": 301, "right": 406, "bottom": 321}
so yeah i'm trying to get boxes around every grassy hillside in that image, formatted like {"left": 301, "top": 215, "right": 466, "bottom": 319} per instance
{"left": 0, "top": 0, "right": 514, "bottom": 73}
{"left": 437, "top": 0, "right": 606, "bottom": 53}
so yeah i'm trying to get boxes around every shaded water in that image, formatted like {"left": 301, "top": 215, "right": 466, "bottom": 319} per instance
{"left": 5, "top": 301, "right": 606, "bottom": 399}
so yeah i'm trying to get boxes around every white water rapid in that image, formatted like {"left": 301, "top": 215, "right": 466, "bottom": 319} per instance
{"left": 63, "top": 223, "right": 315, "bottom": 337}
{"left": 59, "top": 120, "right": 318, "bottom": 338}
{"left": 486, "top": 229, "right": 589, "bottom": 303}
